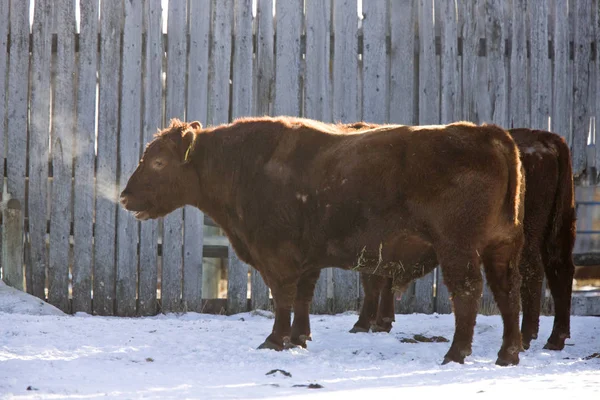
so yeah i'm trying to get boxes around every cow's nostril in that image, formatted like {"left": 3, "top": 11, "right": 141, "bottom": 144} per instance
{"left": 119, "top": 193, "right": 128, "bottom": 207}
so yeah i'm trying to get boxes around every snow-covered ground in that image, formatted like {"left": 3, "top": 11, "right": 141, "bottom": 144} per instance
{"left": 0, "top": 286, "right": 599, "bottom": 399}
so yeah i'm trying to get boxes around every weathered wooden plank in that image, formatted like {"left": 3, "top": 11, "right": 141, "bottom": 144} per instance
{"left": 116, "top": 0, "right": 143, "bottom": 317}
{"left": 333, "top": 0, "right": 359, "bottom": 123}
{"left": 459, "top": 0, "right": 481, "bottom": 122}
{"left": 94, "top": 0, "right": 123, "bottom": 316}
{"left": 209, "top": 0, "right": 233, "bottom": 126}
{"left": 572, "top": 0, "right": 592, "bottom": 177}
{"left": 418, "top": 0, "right": 439, "bottom": 126}
{"left": 595, "top": 0, "right": 600, "bottom": 175}
{"left": 183, "top": 0, "right": 210, "bottom": 313}
{"left": 27, "top": 0, "right": 52, "bottom": 299}
{"left": 484, "top": 1, "right": 507, "bottom": 127}
{"left": 6, "top": 0, "right": 29, "bottom": 222}
{"left": 162, "top": 0, "right": 188, "bottom": 313}
{"left": 226, "top": 0, "right": 253, "bottom": 314}
{"left": 435, "top": 266, "right": 452, "bottom": 314}
{"left": 530, "top": 1, "right": 551, "bottom": 131}
{"left": 509, "top": 0, "right": 529, "bottom": 129}
{"left": 273, "top": 0, "right": 302, "bottom": 116}
{"left": 440, "top": 0, "right": 460, "bottom": 124}
{"left": 48, "top": 0, "right": 76, "bottom": 313}
{"left": 389, "top": 0, "right": 415, "bottom": 125}
{"left": 254, "top": 0, "right": 274, "bottom": 116}
{"left": 304, "top": 0, "right": 332, "bottom": 313}
{"left": 2, "top": 199, "right": 24, "bottom": 290}
{"left": 138, "top": 0, "right": 162, "bottom": 316}
{"left": 362, "top": 0, "right": 388, "bottom": 123}
{"left": 72, "top": 0, "right": 98, "bottom": 314}
{"left": 0, "top": 0, "right": 7, "bottom": 204}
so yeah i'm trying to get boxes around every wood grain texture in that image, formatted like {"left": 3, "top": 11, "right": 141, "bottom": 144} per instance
{"left": 117, "top": 0, "right": 143, "bottom": 317}
{"left": 530, "top": 1, "right": 551, "bottom": 130}
{"left": 389, "top": 0, "right": 416, "bottom": 125}
{"left": 94, "top": 0, "right": 122, "bottom": 316}
{"left": 459, "top": 0, "right": 481, "bottom": 122}
{"left": 333, "top": 0, "right": 359, "bottom": 123}
{"left": 273, "top": 0, "right": 302, "bottom": 116}
{"left": 162, "top": 0, "right": 188, "bottom": 313}
{"left": 254, "top": 0, "right": 274, "bottom": 116}
{"left": 509, "top": 0, "right": 529, "bottom": 129}
{"left": 48, "top": 0, "right": 76, "bottom": 313}
{"left": 484, "top": 0, "right": 507, "bottom": 127}
{"left": 138, "top": 0, "right": 162, "bottom": 316}
{"left": 362, "top": 0, "right": 388, "bottom": 123}
{"left": 0, "top": 0, "right": 7, "bottom": 198}
{"left": 305, "top": 0, "right": 332, "bottom": 122}
{"left": 418, "top": 0, "right": 439, "bottom": 125}
{"left": 209, "top": 0, "right": 233, "bottom": 125}
{"left": 440, "top": 0, "right": 460, "bottom": 124}
{"left": 2, "top": 200, "right": 24, "bottom": 290}
{"left": 27, "top": 0, "right": 52, "bottom": 299}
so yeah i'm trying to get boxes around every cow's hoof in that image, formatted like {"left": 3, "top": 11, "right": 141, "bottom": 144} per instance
{"left": 290, "top": 334, "right": 311, "bottom": 348}
{"left": 371, "top": 323, "right": 392, "bottom": 333}
{"left": 257, "top": 337, "right": 284, "bottom": 351}
{"left": 441, "top": 355, "right": 465, "bottom": 365}
{"left": 496, "top": 346, "right": 520, "bottom": 366}
{"left": 349, "top": 325, "right": 369, "bottom": 334}
{"left": 543, "top": 340, "right": 565, "bottom": 351}
{"left": 495, "top": 355, "right": 519, "bottom": 366}
{"left": 442, "top": 346, "right": 471, "bottom": 365}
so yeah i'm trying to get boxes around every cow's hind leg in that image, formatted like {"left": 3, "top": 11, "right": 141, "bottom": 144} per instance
{"left": 519, "top": 243, "right": 544, "bottom": 350}
{"left": 258, "top": 279, "right": 297, "bottom": 351}
{"left": 437, "top": 246, "right": 483, "bottom": 365}
{"left": 290, "top": 269, "right": 321, "bottom": 347}
{"left": 482, "top": 235, "right": 524, "bottom": 366}
{"left": 351, "top": 273, "right": 385, "bottom": 333}
{"left": 372, "top": 277, "right": 395, "bottom": 333}
{"left": 543, "top": 253, "right": 575, "bottom": 350}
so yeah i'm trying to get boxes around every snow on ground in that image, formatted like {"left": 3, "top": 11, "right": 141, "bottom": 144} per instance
{"left": 0, "top": 292, "right": 598, "bottom": 399}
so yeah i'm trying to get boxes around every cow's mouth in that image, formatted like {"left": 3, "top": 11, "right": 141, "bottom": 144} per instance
{"left": 134, "top": 211, "right": 151, "bottom": 221}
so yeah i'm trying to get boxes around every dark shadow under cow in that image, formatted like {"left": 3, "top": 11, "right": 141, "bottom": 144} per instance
{"left": 351, "top": 127, "right": 576, "bottom": 352}
{"left": 120, "top": 117, "right": 525, "bottom": 365}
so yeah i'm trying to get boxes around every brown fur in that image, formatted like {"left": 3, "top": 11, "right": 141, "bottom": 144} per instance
{"left": 354, "top": 127, "right": 576, "bottom": 352}
{"left": 120, "top": 116, "right": 525, "bottom": 365}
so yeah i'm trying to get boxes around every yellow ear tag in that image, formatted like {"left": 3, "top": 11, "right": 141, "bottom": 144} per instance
{"left": 184, "top": 144, "right": 192, "bottom": 162}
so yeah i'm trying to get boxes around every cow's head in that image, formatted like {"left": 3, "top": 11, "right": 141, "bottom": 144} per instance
{"left": 119, "top": 119, "right": 202, "bottom": 220}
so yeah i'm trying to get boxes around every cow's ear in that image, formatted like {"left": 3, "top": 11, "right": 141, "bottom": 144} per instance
{"left": 181, "top": 129, "right": 196, "bottom": 164}
{"left": 189, "top": 121, "right": 202, "bottom": 130}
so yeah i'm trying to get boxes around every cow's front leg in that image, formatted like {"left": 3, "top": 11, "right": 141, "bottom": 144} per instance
{"left": 290, "top": 269, "right": 321, "bottom": 347}
{"left": 257, "top": 280, "right": 297, "bottom": 351}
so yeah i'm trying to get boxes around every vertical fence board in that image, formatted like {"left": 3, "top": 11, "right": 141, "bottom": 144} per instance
{"left": 6, "top": 0, "right": 29, "bottom": 226}
{"left": 460, "top": 0, "right": 482, "bottom": 122}
{"left": 255, "top": 0, "right": 274, "bottom": 116}
{"left": 389, "top": 0, "right": 415, "bottom": 125}
{"left": 138, "top": 0, "right": 162, "bottom": 316}
{"left": 273, "top": 0, "right": 302, "bottom": 116}
{"left": 28, "top": 0, "right": 52, "bottom": 299}
{"left": 183, "top": 0, "right": 210, "bottom": 313}
{"left": 116, "top": 0, "right": 143, "bottom": 317}
{"left": 572, "top": 0, "right": 592, "bottom": 176}
{"left": 331, "top": 0, "right": 359, "bottom": 314}
{"left": 48, "top": 0, "right": 76, "bottom": 313}
{"left": 305, "top": 0, "right": 332, "bottom": 313}
{"left": 209, "top": 0, "right": 233, "bottom": 126}
{"left": 2, "top": 200, "right": 23, "bottom": 290}
{"left": 227, "top": 0, "right": 253, "bottom": 314}
{"left": 162, "top": 0, "right": 188, "bottom": 313}
{"left": 94, "top": 0, "right": 123, "bottom": 316}
{"left": 485, "top": 1, "right": 507, "bottom": 127}
{"left": 72, "top": 0, "right": 98, "bottom": 314}
{"left": 509, "top": 0, "right": 529, "bottom": 129}
{"left": 440, "top": 0, "right": 460, "bottom": 124}
{"left": 552, "top": 0, "right": 569, "bottom": 139}
{"left": 362, "top": 0, "right": 388, "bottom": 123}
{"left": 0, "top": 0, "right": 7, "bottom": 206}
{"left": 530, "top": 2, "right": 551, "bottom": 130}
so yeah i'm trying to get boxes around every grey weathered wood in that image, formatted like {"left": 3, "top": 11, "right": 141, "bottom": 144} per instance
{"left": 571, "top": 295, "right": 600, "bottom": 316}
{"left": 509, "top": 0, "right": 529, "bottom": 129}
{"left": 418, "top": 0, "right": 439, "bottom": 125}
{"left": 572, "top": 0, "right": 592, "bottom": 177}
{"left": 459, "top": 0, "right": 481, "bottom": 122}
{"left": 72, "top": 0, "right": 98, "bottom": 314}
{"left": 595, "top": 0, "right": 600, "bottom": 174}
{"left": 254, "top": 0, "right": 274, "bottom": 116}
{"left": 183, "top": 0, "right": 210, "bottom": 313}
{"left": 209, "top": 0, "right": 233, "bottom": 126}
{"left": 226, "top": 0, "right": 252, "bottom": 314}
{"left": 0, "top": 0, "right": 7, "bottom": 200}
{"left": 2, "top": 199, "right": 24, "bottom": 291}
{"left": 116, "top": 0, "right": 142, "bottom": 317}
{"left": 162, "top": 0, "right": 188, "bottom": 313}
{"left": 362, "top": 0, "right": 388, "bottom": 123}
{"left": 27, "top": 0, "right": 52, "bottom": 300}
{"left": 6, "top": 0, "right": 29, "bottom": 218}
{"left": 227, "top": 244, "right": 248, "bottom": 315}
{"left": 440, "top": 0, "right": 460, "bottom": 124}
{"left": 48, "top": 0, "right": 76, "bottom": 313}
{"left": 273, "top": 0, "right": 302, "bottom": 116}
{"left": 94, "top": 0, "right": 122, "bottom": 316}
{"left": 389, "top": 0, "right": 415, "bottom": 125}
{"left": 138, "top": 0, "right": 162, "bottom": 316}
{"left": 304, "top": 0, "right": 332, "bottom": 313}
{"left": 305, "top": 0, "right": 331, "bottom": 122}
{"left": 530, "top": 2, "right": 551, "bottom": 131}
{"left": 484, "top": 1, "right": 507, "bottom": 127}
{"left": 332, "top": 267, "right": 358, "bottom": 314}
{"left": 333, "top": 0, "right": 358, "bottom": 123}
{"left": 435, "top": 266, "right": 452, "bottom": 314}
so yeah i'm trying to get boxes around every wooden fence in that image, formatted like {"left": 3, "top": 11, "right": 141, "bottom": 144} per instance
{"left": 1, "top": 0, "right": 600, "bottom": 317}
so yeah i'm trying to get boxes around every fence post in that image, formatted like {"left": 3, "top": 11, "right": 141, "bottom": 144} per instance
{"left": 2, "top": 198, "right": 24, "bottom": 291}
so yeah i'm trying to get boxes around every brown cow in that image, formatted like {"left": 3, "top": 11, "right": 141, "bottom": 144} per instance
{"left": 352, "top": 128, "right": 576, "bottom": 352}
{"left": 120, "top": 116, "right": 525, "bottom": 365}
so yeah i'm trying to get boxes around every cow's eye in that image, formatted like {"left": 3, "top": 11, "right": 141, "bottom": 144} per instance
{"left": 152, "top": 159, "right": 165, "bottom": 170}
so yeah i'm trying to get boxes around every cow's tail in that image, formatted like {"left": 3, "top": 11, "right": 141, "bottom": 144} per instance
{"left": 504, "top": 136, "right": 524, "bottom": 227}
{"left": 546, "top": 133, "right": 576, "bottom": 264}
